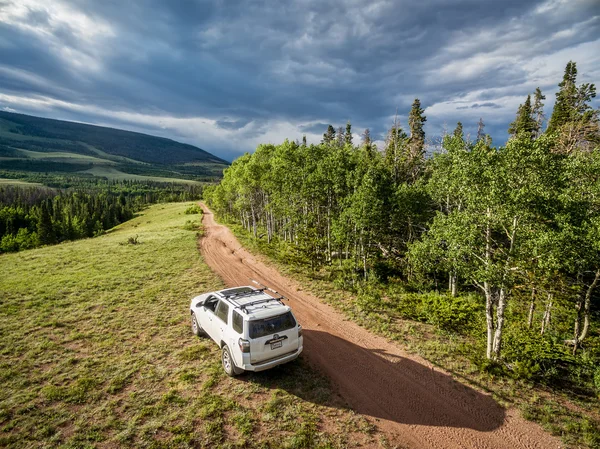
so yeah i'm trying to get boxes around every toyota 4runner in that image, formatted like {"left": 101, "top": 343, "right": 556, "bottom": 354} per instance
{"left": 189, "top": 285, "right": 303, "bottom": 376}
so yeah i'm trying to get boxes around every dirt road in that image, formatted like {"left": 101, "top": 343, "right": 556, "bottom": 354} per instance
{"left": 198, "top": 203, "right": 562, "bottom": 449}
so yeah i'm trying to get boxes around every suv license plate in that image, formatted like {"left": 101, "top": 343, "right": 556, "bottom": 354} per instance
{"left": 271, "top": 341, "right": 282, "bottom": 349}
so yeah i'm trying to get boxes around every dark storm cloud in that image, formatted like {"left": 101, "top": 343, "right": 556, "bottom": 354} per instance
{"left": 299, "top": 123, "right": 333, "bottom": 134}
{"left": 471, "top": 103, "right": 503, "bottom": 109}
{"left": 0, "top": 0, "right": 599, "bottom": 158}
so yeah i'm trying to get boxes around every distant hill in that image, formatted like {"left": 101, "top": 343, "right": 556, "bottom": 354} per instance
{"left": 0, "top": 111, "right": 229, "bottom": 183}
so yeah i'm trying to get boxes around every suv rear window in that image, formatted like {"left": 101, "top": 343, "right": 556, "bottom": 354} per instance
{"left": 249, "top": 312, "right": 296, "bottom": 338}
{"left": 232, "top": 311, "right": 243, "bottom": 334}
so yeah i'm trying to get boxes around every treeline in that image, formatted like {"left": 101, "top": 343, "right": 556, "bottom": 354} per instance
{"left": 0, "top": 180, "right": 203, "bottom": 252}
{"left": 205, "top": 61, "right": 600, "bottom": 368}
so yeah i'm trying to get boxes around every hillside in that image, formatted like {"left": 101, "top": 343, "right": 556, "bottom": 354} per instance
{"left": 0, "top": 111, "right": 229, "bottom": 183}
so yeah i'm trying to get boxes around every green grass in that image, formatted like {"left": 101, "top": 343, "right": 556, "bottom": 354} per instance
{"left": 0, "top": 178, "right": 44, "bottom": 187}
{"left": 0, "top": 203, "right": 374, "bottom": 448}
{"left": 15, "top": 149, "right": 116, "bottom": 165}
{"left": 80, "top": 167, "right": 201, "bottom": 184}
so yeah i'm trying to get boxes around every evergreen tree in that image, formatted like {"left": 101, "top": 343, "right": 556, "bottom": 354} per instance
{"left": 453, "top": 122, "right": 464, "bottom": 139}
{"left": 322, "top": 125, "right": 336, "bottom": 145}
{"left": 302, "top": 135, "right": 307, "bottom": 146}
{"left": 37, "top": 200, "right": 55, "bottom": 245}
{"left": 407, "top": 99, "right": 427, "bottom": 181}
{"left": 547, "top": 61, "right": 599, "bottom": 152}
{"left": 508, "top": 95, "right": 536, "bottom": 139}
{"left": 548, "top": 61, "right": 578, "bottom": 133}
{"left": 345, "top": 121, "right": 353, "bottom": 146}
{"left": 408, "top": 98, "right": 426, "bottom": 153}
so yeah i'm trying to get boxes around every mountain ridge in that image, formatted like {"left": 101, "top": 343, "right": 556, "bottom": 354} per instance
{"left": 0, "top": 110, "right": 229, "bottom": 182}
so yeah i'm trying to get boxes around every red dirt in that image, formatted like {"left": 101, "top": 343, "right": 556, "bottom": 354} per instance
{"left": 199, "top": 203, "right": 563, "bottom": 449}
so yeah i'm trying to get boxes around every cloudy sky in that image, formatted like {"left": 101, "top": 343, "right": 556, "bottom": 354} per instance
{"left": 0, "top": 0, "right": 599, "bottom": 161}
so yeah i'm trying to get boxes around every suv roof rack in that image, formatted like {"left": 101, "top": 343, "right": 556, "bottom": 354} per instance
{"left": 219, "top": 281, "right": 288, "bottom": 314}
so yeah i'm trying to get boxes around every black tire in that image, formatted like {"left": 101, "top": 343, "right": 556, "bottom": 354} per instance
{"left": 221, "top": 345, "right": 243, "bottom": 376}
{"left": 191, "top": 313, "right": 203, "bottom": 337}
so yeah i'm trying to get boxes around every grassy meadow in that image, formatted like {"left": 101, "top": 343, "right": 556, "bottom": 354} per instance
{"left": 0, "top": 203, "right": 374, "bottom": 448}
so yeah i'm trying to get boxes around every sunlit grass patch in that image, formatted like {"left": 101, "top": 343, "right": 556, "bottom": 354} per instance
{"left": 0, "top": 202, "right": 376, "bottom": 448}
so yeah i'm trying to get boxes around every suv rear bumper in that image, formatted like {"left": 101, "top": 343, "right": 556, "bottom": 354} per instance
{"left": 242, "top": 345, "right": 303, "bottom": 372}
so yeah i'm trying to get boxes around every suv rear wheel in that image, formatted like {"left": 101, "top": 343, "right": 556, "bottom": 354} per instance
{"left": 222, "top": 345, "right": 243, "bottom": 376}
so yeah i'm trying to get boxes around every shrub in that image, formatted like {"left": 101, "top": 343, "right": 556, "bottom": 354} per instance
{"left": 502, "top": 329, "right": 574, "bottom": 381}
{"left": 184, "top": 204, "right": 202, "bottom": 215}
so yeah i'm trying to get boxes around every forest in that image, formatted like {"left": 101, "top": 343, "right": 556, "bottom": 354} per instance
{"left": 0, "top": 180, "right": 203, "bottom": 253}
{"left": 205, "top": 62, "right": 600, "bottom": 393}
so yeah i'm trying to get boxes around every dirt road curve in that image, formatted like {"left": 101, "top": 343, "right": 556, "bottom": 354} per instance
{"left": 199, "top": 203, "right": 562, "bottom": 449}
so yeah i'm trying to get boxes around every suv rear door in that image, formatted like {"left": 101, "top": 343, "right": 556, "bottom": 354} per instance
{"left": 248, "top": 312, "right": 300, "bottom": 364}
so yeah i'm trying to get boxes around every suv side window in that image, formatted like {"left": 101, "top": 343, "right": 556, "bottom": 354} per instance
{"left": 232, "top": 311, "right": 243, "bottom": 334}
{"left": 215, "top": 300, "right": 229, "bottom": 324}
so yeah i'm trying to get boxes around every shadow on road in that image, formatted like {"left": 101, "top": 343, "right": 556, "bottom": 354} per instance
{"left": 239, "top": 329, "right": 505, "bottom": 432}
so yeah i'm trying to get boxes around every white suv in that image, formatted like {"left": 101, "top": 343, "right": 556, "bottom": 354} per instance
{"left": 189, "top": 285, "right": 303, "bottom": 376}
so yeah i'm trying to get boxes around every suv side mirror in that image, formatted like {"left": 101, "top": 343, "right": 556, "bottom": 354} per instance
{"left": 196, "top": 301, "right": 204, "bottom": 308}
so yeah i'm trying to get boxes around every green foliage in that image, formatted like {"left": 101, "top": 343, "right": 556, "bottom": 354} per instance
{"left": 508, "top": 94, "right": 537, "bottom": 138}
{"left": 502, "top": 329, "right": 574, "bottom": 381}
{"left": 184, "top": 204, "right": 202, "bottom": 214}
{"left": 421, "top": 293, "right": 480, "bottom": 333}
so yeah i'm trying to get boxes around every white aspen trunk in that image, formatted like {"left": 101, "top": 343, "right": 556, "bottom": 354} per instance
{"left": 485, "top": 283, "right": 495, "bottom": 360}
{"left": 573, "top": 269, "right": 600, "bottom": 354}
{"left": 541, "top": 293, "right": 553, "bottom": 335}
{"left": 527, "top": 288, "right": 536, "bottom": 329}
{"left": 450, "top": 271, "right": 457, "bottom": 297}
{"left": 484, "top": 207, "right": 494, "bottom": 359}
{"left": 492, "top": 287, "right": 508, "bottom": 358}
{"left": 579, "top": 269, "right": 600, "bottom": 343}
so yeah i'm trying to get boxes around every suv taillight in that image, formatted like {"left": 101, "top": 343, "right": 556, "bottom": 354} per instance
{"left": 238, "top": 338, "right": 250, "bottom": 353}
{"left": 298, "top": 325, "right": 303, "bottom": 338}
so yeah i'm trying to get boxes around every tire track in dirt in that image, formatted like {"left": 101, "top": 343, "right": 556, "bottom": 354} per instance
{"left": 198, "top": 203, "right": 562, "bottom": 449}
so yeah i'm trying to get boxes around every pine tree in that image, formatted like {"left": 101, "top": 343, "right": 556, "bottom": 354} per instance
{"left": 508, "top": 95, "right": 536, "bottom": 139}
{"left": 345, "top": 121, "right": 353, "bottom": 145}
{"left": 547, "top": 61, "right": 598, "bottom": 151}
{"left": 322, "top": 125, "right": 336, "bottom": 145}
{"left": 532, "top": 87, "right": 546, "bottom": 137}
{"left": 547, "top": 61, "right": 578, "bottom": 133}
{"left": 453, "top": 122, "right": 464, "bottom": 139}
{"left": 406, "top": 99, "right": 427, "bottom": 181}
{"left": 408, "top": 98, "right": 426, "bottom": 155}
{"left": 302, "top": 135, "right": 307, "bottom": 146}
{"left": 37, "top": 200, "right": 56, "bottom": 245}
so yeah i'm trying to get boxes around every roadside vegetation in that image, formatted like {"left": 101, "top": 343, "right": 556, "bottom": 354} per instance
{"left": 0, "top": 202, "right": 376, "bottom": 448}
{"left": 205, "top": 61, "right": 600, "bottom": 448}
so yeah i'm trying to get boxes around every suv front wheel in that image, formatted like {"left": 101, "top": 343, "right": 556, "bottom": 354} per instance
{"left": 191, "top": 313, "right": 203, "bottom": 337}
{"left": 222, "top": 345, "right": 243, "bottom": 376}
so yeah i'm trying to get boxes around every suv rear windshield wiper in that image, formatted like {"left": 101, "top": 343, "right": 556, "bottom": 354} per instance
{"left": 249, "top": 312, "right": 297, "bottom": 338}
